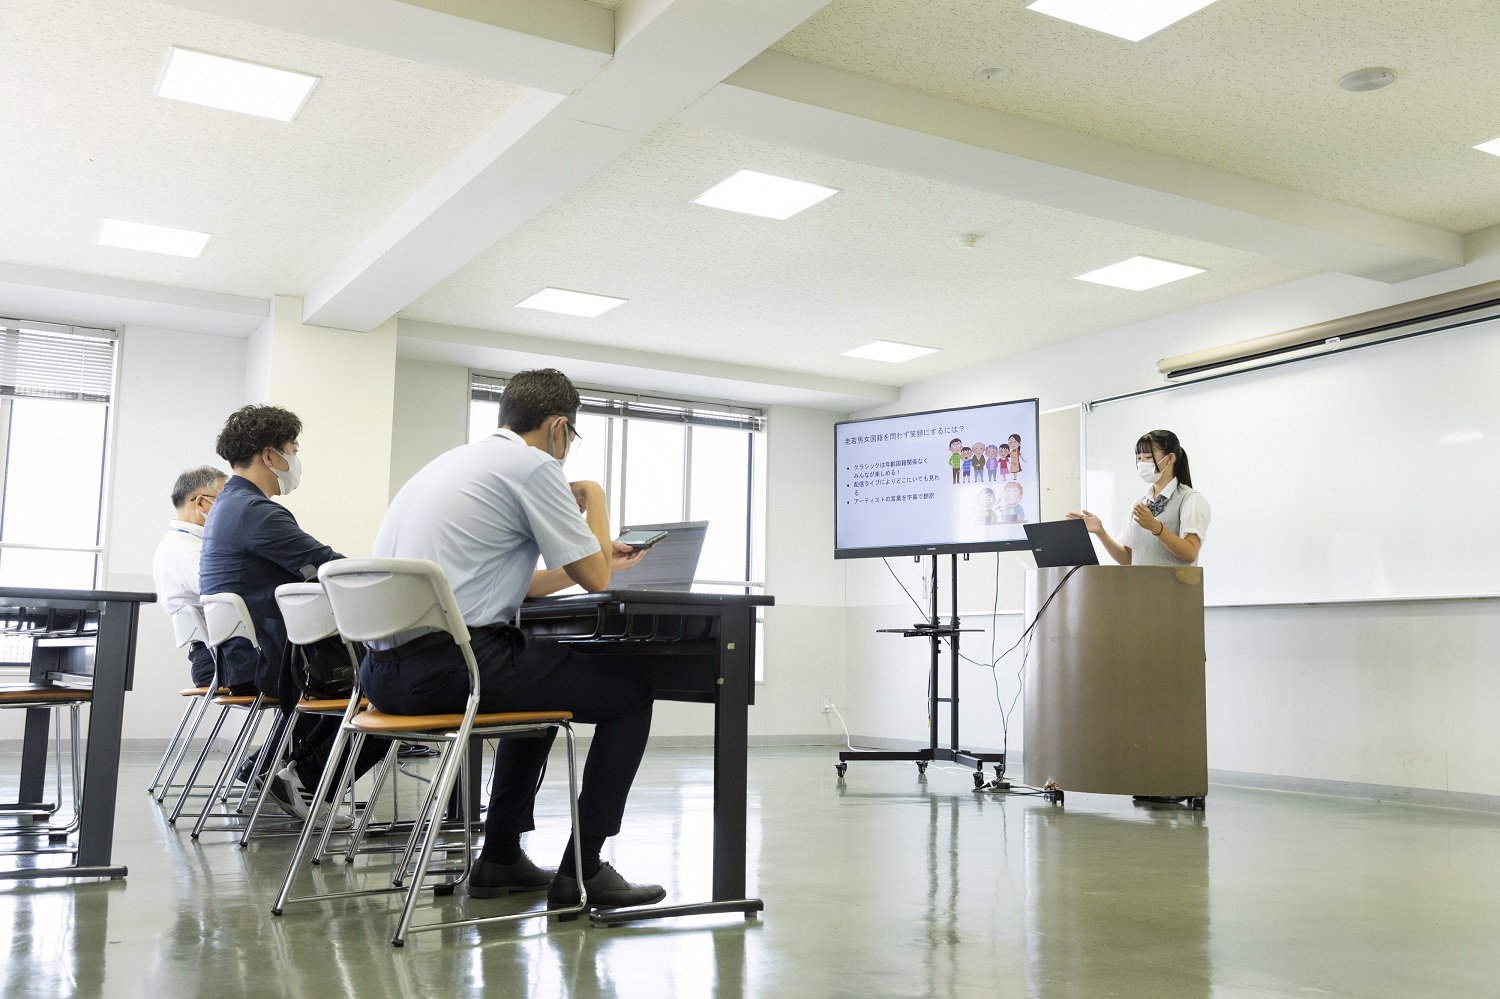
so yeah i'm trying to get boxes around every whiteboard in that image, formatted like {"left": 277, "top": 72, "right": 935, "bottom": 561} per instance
{"left": 1084, "top": 319, "right": 1500, "bottom": 605}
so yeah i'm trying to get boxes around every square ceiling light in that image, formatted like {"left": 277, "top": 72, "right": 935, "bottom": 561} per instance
{"left": 693, "top": 170, "right": 839, "bottom": 220}
{"left": 97, "top": 218, "right": 211, "bottom": 258}
{"left": 1026, "top": 0, "right": 1221, "bottom": 41}
{"left": 1474, "top": 137, "right": 1500, "bottom": 157}
{"left": 1075, "top": 256, "right": 1205, "bottom": 290}
{"left": 516, "top": 288, "right": 628, "bottom": 318}
{"left": 157, "top": 47, "right": 319, "bottom": 121}
{"left": 841, "top": 340, "right": 939, "bottom": 363}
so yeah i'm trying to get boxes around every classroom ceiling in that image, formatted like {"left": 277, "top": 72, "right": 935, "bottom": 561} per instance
{"left": 404, "top": 122, "right": 1312, "bottom": 382}
{"left": 0, "top": 0, "right": 522, "bottom": 299}
{"left": 774, "top": 0, "right": 1500, "bottom": 234}
{"left": 1, "top": 0, "right": 1495, "bottom": 394}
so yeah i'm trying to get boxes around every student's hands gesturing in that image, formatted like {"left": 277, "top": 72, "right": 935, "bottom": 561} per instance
{"left": 1066, "top": 510, "right": 1104, "bottom": 535}
{"left": 1131, "top": 503, "right": 1163, "bottom": 536}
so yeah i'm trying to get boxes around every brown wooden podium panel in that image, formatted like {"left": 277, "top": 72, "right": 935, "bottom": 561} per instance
{"left": 1023, "top": 566, "right": 1206, "bottom": 797}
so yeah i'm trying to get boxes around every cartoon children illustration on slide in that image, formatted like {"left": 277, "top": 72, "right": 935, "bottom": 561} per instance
{"left": 974, "top": 487, "right": 999, "bottom": 525}
{"left": 1000, "top": 481, "right": 1025, "bottom": 523}
{"left": 984, "top": 445, "right": 999, "bottom": 482}
{"left": 996, "top": 443, "right": 1010, "bottom": 481}
{"left": 961, "top": 446, "right": 974, "bottom": 482}
{"left": 948, "top": 437, "right": 963, "bottom": 484}
{"left": 1007, "top": 434, "right": 1024, "bottom": 480}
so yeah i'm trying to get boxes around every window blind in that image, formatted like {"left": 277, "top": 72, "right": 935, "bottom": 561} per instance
{"left": 472, "top": 375, "right": 765, "bottom": 432}
{"left": 0, "top": 320, "right": 117, "bottom": 403}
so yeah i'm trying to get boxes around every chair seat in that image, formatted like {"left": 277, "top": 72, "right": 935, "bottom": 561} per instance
{"left": 350, "top": 707, "right": 571, "bottom": 734}
{"left": 178, "top": 686, "right": 230, "bottom": 697}
{"left": 0, "top": 684, "right": 92, "bottom": 704}
{"left": 212, "top": 694, "right": 279, "bottom": 707}
{"left": 296, "top": 696, "right": 367, "bottom": 712}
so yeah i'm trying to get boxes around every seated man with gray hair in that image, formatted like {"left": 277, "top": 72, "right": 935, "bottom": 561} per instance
{"left": 151, "top": 465, "right": 226, "bottom": 686}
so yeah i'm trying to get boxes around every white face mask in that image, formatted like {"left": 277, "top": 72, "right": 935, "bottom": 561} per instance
{"left": 547, "top": 418, "right": 573, "bottom": 463}
{"left": 271, "top": 448, "right": 302, "bottom": 496}
{"left": 1137, "top": 460, "right": 1162, "bottom": 484}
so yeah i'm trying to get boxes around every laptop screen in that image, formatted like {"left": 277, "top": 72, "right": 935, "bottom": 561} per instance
{"left": 609, "top": 521, "right": 709, "bottom": 590}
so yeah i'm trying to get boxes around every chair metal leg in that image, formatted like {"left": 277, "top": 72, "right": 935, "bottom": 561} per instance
{"left": 392, "top": 739, "right": 451, "bottom": 888}
{"left": 344, "top": 741, "right": 398, "bottom": 864}
{"left": 311, "top": 731, "right": 366, "bottom": 864}
{"left": 225, "top": 710, "right": 267, "bottom": 809}
{"left": 190, "top": 701, "right": 263, "bottom": 838}
{"left": 168, "top": 704, "right": 232, "bottom": 823}
{"left": 51, "top": 704, "right": 84, "bottom": 838}
{"left": 391, "top": 738, "right": 467, "bottom": 946}
{"left": 238, "top": 710, "right": 298, "bottom": 848}
{"left": 156, "top": 689, "right": 215, "bottom": 803}
{"left": 270, "top": 712, "right": 357, "bottom": 915}
{"left": 148, "top": 700, "right": 197, "bottom": 794}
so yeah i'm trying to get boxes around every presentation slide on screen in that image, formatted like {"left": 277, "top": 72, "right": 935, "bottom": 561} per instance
{"left": 836, "top": 400, "right": 1040, "bottom": 553}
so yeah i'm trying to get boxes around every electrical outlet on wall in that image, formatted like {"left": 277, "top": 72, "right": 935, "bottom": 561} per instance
{"left": 821, "top": 695, "right": 833, "bottom": 714}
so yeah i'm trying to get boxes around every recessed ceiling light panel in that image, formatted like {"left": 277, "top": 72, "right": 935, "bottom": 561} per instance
{"left": 1026, "top": 0, "right": 1220, "bottom": 41}
{"left": 515, "top": 288, "right": 628, "bottom": 318}
{"left": 1075, "top": 256, "right": 1205, "bottom": 291}
{"left": 693, "top": 170, "right": 839, "bottom": 220}
{"left": 841, "top": 340, "right": 939, "bottom": 363}
{"left": 1474, "top": 137, "right": 1500, "bottom": 158}
{"left": 1339, "top": 67, "right": 1397, "bottom": 92}
{"left": 97, "top": 218, "right": 211, "bottom": 258}
{"left": 157, "top": 47, "right": 319, "bottom": 122}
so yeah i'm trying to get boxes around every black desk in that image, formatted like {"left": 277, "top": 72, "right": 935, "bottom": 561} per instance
{"left": 0, "top": 586, "right": 154, "bottom": 882}
{"left": 519, "top": 589, "right": 772, "bottom": 926}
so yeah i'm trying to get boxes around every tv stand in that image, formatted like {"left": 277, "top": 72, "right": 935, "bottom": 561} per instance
{"left": 836, "top": 554, "right": 1006, "bottom": 788}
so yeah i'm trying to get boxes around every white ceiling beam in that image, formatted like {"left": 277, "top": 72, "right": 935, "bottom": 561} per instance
{"left": 157, "top": 0, "right": 614, "bottom": 94}
{"left": 398, "top": 319, "right": 897, "bottom": 411}
{"left": 679, "top": 52, "right": 1463, "bottom": 284}
{"left": 302, "top": 0, "right": 835, "bottom": 332}
{"left": 0, "top": 263, "right": 268, "bottom": 337}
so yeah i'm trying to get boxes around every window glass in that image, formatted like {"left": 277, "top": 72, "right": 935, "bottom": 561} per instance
{"left": 622, "top": 421, "right": 685, "bottom": 526}
{"left": 468, "top": 397, "right": 500, "bottom": 443}
{"left": 1, "top": 399, "right": 107, "bottom": 548}
{"left": 688, "top": 426, "right": 750, "bottom": 582}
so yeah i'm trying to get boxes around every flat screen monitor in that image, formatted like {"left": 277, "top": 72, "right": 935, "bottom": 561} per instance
{"left": 834, "top": 398, "right": 1040, "bottom": 559}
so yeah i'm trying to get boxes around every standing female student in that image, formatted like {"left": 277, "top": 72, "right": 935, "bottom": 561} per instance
{"left": 1068, "top": 429, "right": 1210, "bottom": 566}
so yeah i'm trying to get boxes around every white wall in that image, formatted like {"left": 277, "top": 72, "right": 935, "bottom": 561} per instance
{"left": 388, "top": 358, "right": 469, "bottom": 499}
{"left": 843, "top": 234, "right": 1500, "bottom": 796}
{"left": 103, "top": 325, "right": 246, "bottom": 745}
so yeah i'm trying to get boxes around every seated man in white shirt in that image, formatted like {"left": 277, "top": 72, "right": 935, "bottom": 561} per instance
{"left": 150, "top": 465, "right": 225, "bottom": 687}
{"left": 365, "top": 368, "right": 663, "bottom": 912}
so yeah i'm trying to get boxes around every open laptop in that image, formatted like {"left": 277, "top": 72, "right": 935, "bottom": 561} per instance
{"left": 1023, "top": 519, "right": 1101, "bottom": 568}
{"left": 609, "top": 521, "right": 709, "bottom": 591}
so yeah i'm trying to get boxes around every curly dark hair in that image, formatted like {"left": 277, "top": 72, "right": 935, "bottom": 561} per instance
{"left": 499, "top": 369, "right": 580, "bottom": 434}
{"left": 215, "top": 405, "right": 302, "bottom": 469}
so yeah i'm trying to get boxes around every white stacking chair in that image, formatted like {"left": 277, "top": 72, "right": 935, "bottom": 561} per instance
{"left": 147, "top": 605, "right": 215, "bottom": 798}
{"left": 271, "top": 557, "right": 586, "bottom": 946}
{"left": 169, "top": 593, "right": 278, "bottom": 831}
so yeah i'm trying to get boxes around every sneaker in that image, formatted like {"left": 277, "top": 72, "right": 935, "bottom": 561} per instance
{"left": 467, "top": 853, "right": 556, "bottom": 898}
{"left": 548, "top": 861, "right": 665, "bottom": 911}
{"left": 269, "top": 765, "right": 352, "bottom": 830}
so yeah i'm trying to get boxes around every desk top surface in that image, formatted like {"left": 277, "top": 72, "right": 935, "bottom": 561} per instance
{"left": 523, "top": 589, "right": 774, "bottom": 612}
{"left": 0, "top": 586, "right": 157, "bottom": 606}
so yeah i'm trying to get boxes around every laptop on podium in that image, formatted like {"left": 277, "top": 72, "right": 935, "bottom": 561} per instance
{"left": 1023, "top": 519, "right": 1101, "bottom": 568}
{"left": 610, "top": 521, "right": 709, "bottom": 591}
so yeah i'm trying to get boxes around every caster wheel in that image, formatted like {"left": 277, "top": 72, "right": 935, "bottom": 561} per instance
{"left": 834, "top": 762, "right": 848, "bottom": 778}
{"left": 1049, "top": 789, "right": 1065, "bottom": 805}
{"left": 973, "top": 772, "right": 985, "bottom": 789}
{"left": 1190, "top": 796, "right": 1206, "bottom": 811}
{"left": 916, "top": 761, "right": 928, "bottom": 775}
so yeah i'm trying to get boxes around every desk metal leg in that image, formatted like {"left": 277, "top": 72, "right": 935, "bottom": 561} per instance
{"left": 594, "top": 607, "right": 761, "bottom": 927}
{"left": 17, "top": 708, "right": 51, "bottom": 809}
{"left": 71, "top": 601, "right": 131, "bottom": 878}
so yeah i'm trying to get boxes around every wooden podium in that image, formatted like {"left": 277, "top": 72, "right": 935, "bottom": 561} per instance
{"left": 1022, "top": 566, "right": 1207, "bottom": 805}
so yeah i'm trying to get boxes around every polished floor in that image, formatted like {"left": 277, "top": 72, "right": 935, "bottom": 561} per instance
{"left": 3, "top": 747, "right": 1499, "bottom": 999}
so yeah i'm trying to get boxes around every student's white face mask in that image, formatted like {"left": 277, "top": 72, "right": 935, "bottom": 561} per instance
{"left": 271, "top": 448, "right": 302, "bottom": 496}
{"left": 1137, "top": 460, "right": 1161, "bottom": 484}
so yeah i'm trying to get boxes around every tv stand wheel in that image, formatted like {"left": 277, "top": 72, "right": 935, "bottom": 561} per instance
{"left": 834, "top": 762, "right": 847, "bottom": 779}
{"left": 973, "top": 771, "right": 985, "bottom": 789}
{"left": 915, "top": 761, "right": 928, "bottom": 775}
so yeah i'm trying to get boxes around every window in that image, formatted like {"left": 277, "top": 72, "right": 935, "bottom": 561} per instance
{"left": 0, "top": 320, "right": 117, "bottom": 663}
{"left": 470, "top": 376, "right": 768, "bottom": 678}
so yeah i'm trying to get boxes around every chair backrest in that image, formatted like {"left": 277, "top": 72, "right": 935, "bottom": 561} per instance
{"left": 274, "top": 583, "right": 338, "bottom": 646}
{"left": 200, "top": 592, "right": 259, "bottom": 650}
{"left": 318, "top": 558, "right": 471, "bottom": 646}
{"left": 170, "top": 605, "right": 209, "bottom": 649}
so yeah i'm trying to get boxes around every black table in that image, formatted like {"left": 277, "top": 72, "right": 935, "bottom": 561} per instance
{"left": 519, "top": 588, "right": 772, "bottom": 926}
{"left": 0, "top": 586, "right": 154, "bottom": 882}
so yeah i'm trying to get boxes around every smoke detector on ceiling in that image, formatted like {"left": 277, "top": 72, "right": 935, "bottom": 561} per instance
{"left": 974, "top": 67, "right": 1010, "bottom": 82}
{"left": 1339, "top": 67, "right": 1397, "bottom": 92}
{"left": 957, "top": 234, "right": 980, "bottom": 249}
